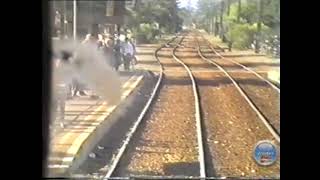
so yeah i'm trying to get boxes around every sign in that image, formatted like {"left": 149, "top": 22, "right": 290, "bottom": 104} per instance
{"left": 253, "top": 140, "right": 278, "bottom": 166}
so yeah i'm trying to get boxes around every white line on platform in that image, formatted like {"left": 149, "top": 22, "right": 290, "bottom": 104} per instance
{"left": 48, "top": 164, "right": 69, "bottom": 169}
{"left": 49, "top": 75, "right": 144, "bottom": 170}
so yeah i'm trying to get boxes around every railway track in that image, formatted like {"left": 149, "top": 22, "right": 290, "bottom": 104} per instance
{"left": 174, "top": 34, "right": 280, "bottom": 178}
{"left": 104, "top": 33, "right": 279, "bottom": 179}
{"left": 198, "top": 33, "right": 280, "bottom": 92}
{"left": 72, "top": 32, "right": 279, "bottom": 179}
{"left": 102, "top": 34, "right": 207, "bottom": 179}
{"left": 195, "top": 34, "right": 280, "bottom": 138}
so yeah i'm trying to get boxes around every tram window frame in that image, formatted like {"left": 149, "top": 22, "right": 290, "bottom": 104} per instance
{"left": 42, "top": 0, "right": 52, "bottom": 177}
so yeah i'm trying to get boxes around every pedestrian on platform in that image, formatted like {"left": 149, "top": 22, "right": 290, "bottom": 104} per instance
{"left": 60, "top": 51, "right": 73, "bottom": 99}
{"left": 121, "top": 37, "right": 134, "bottom": 71}
{"left": 103, "top": 38, "right": 115, "bottom": 67}
{"left": 71, "top": 34, "right": 101, "bottom": 98}
{"left": 129, "top": 38, "right": 138, "bottom": 69}
{"left": 52, "top": 57, "right": 68, "bottom": 128}
{"left": 113, "top": 39, "right": 122, "bottom": 71}
{"left": 80, "top": 24, "right": 104, "bottom": 99}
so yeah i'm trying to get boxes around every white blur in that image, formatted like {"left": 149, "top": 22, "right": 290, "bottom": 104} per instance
{"left": 51, "top": 39, "right": 122, "bottom": 107}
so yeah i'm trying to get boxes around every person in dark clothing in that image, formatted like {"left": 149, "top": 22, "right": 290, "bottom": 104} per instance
{"left": 72, "top": 79, "right": 87, "bottom": 97}
{"left": 113, "top": 39, "right": 122, "bottom": 71}
{"left": 60, "top": 51, "right": 73, "bottom": 99}
{"left": 72, "top": 57, "right": 87, "bottom": 97}
{"left": 103, "top": 38, "right": 115, "bottom": 67}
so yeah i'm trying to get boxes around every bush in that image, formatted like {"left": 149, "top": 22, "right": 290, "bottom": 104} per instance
{"left": 227, "top": 23, "right": 271, "bottom": 49}
{"left": 134, "top": 23, "right": 159, "bottom": 43}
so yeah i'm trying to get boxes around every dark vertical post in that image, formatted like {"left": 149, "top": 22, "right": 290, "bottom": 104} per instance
{"left": 42, "top": 0, "right": 51, "bottom": 177}
{"left": 237, "top": 0, "right": 241, "bottom": 22}
{"left": 63, "top": 0, "right": 67, "bottom": 37}
{"left": 255, "top": 0, "right": 263, "bottom": 53}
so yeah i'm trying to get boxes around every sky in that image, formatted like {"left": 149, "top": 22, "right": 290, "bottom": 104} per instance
{"left": 177, "top": 0, "right": 199, "bottom": 9}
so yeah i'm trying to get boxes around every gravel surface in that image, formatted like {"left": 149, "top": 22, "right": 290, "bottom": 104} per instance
{"left": 113, "top": 43, "right": 200, "bottom": 176}
{"left": 196, "top": 37, "right": 280, "bottom": 134}
{"left": 197, "top": 72, "right": 280, "bottom": 178}
{"left": 114, "top": 76, "right": 199, "bottom": 177}
{"left": 176, "top": 35, "right": 280, "bottom": 178}
{"left": 71, "top": 75, "right": 157, "bottom": 177}
{"left": 230, "top": 72, "right": 280, "bottom": 134}
{"left": 203, "top": 41, "right": 280, "bottom": 72}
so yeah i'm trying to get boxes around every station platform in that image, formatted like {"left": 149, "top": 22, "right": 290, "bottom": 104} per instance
{"left": 47, "top": 37, "right": 172, "bottom": 177}
{"left": 47, "top": 73, "right": 144, "bottom": 176}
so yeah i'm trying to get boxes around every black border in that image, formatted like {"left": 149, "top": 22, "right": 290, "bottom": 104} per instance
{"left": 280, "top": 0, "right": 318, "bottom": 179}
{"left": 0, "top": 0, "right": 300, "bottom": 179}
{"left": 1, "top": 0, "right": 43, "bottom": 179}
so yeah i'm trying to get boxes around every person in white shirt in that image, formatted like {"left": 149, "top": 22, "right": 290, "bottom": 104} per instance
{"left": 129, "top": 38, "right": 138, "bottom": 68}
{"left": 79, "top": 31, "right": 104, "bottom": 99}
{"left": 121, "top": 37, "right": 134, "bottom": 70}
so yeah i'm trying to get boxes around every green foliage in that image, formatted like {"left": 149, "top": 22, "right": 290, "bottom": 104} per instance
{"left": 239, "top": 1, "right": 258, "bottom": 23}
{"left": 128, "top": 0, "right": 182, "bottom": 35}
{"left": 225, "top": 3, "right": 238, "bottom": 23}
{"left": 227, "top": 23, "right": 271, "bottom": 49}
{"left": 261, "top": 0, "right": 280, "bottom": 28}
{"left": 196, "top": 0, "right": 279, "bottom": 50}
{"left": 134, "top": 23, "right": 160, "bottom": 43}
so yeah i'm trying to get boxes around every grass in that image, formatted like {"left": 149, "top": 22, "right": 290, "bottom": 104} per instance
{"left": 198, "top": 30, "right": 228, "bottom": 48}
{"left": 199, "top": 29, "right": 280, "bottom": 63}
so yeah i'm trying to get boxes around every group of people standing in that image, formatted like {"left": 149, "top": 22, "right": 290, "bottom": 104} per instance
{"left": 71, "top": 32, "right": 137, "bottom": 97}
{"left": 83, "top": 32, "right": 137, "bottom": 71}
{"left": 52, "top": 26, "right": 138, "bottom": 128}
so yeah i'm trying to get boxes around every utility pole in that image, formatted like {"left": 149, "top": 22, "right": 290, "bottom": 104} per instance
{"left": 63, "top": 0, "right": 67, "bottom": 38}
{"left": 90, "top": 1, "right": 94, "bottom": 24}
{"left": 227, "top": 0, "right": 230, "bottom": 16}
{"left": 220, "top": 0, "right": 226, "bottom": 42}
{"left": 211, "top": 1, "right": 214, "bottom": 34}
{"left": 255, "top": 0, "right": 263, "bottom": 53}
{"left": 52, "top": 0, "right": 57, "bottom": 37}
{"left": 134, "top": 0, "right": 140, "bottom": 10}
{"left": 237, "top": 0, "right": 241, "bottom": 22}
{"left": 214, "top": 16, "right": 219, "bottom": 36}
{"left": 211, "top": 17, "right": 214, "bottom": 34}
{"left": 213, "top": 15, "right": 215, "bottom": 34}
{"left": 73, "top": 0, "right": 77, "bottom": 40}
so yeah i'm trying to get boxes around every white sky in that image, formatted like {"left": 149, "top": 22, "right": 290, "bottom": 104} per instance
{"left": 177, "top": 0, "right": 199, "bottom": 9}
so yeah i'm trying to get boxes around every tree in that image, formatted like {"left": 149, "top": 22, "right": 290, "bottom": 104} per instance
{"left": 255, "top": 0, "right": 263, "bottom": 53}
{"left": 237, "top": 0, "right": 241, "bottom": 22}
{"left": 126, "top": 0, "right": 182, "bottom": 42}
{"left": 227, "top": 0, "right": 231, "bottom": 16}
{"left": 195, "top": 0, "right": 279, "bottom": 52}
{"left": 220, "top": 0, "right": 225, "bottom": 41}
{"left": 177, "top": 6, "right": 195, "bottom": 29}
{"left": 196, "top": 0, "right": 220, "bottom": 34}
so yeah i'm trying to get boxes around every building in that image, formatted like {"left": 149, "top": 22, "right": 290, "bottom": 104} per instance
{"left": 50, "top": 0, "right": 136, "bottom": 38}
